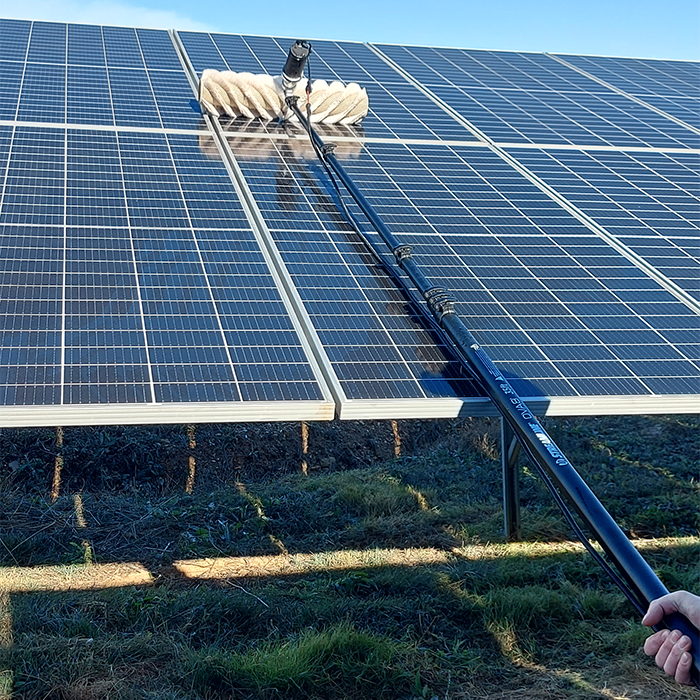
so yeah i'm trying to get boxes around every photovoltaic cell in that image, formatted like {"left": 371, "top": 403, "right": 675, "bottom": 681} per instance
{"left": 0, "top": 61, "right": 23, "bottom": 121}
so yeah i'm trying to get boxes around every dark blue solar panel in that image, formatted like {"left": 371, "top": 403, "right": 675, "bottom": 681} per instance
{"left": 0, "top": 125, "right": 327, "bottom": 407}
{"left": 5, "top": 22, "right": 202, "bottom": 130}
{"left": 0, "top": 21, "right": 698, "bottom": 418}
{"left": 0, "top": 126, "right": 64, "bottom": 226}
{"left": 0, "top": 124, "right": 11, "bottom": 169}
{"left": 109, "top": 68, "right": 161, "bottom": 128}
{"left": 376, "top": 45, "right": 700, "bottom": 149}
{"left": 557, "top": 54, "right": 700, "bottom": 100}
{"left": 378, "top": 45, "right": 604, "bottom": 92}
{"left": 67, "top": 23, "right": 105, "bottom": 65}
{"left": 26, "top": 21, "right": 65, "bottom": 64}
{"left": 507, "top": 147, "right": 700, "bottom": 300}
{"left": 102, "top": 26, "right": 145, "bottom": 69}
{"left": 63, "top": 224, "right": 150, "bottom": 404}
{"left": 0, "top": 223, "right": 63, "bottom": 405}
{"left": 640, "top": 96, "right": 700, "bottom": 129}
{"left": 227, "top": 135, "right": 700, "bottom": 399}
{"left": 0, "top": 18, "right": 30, "bottom": 61}
{"left": 0, "top": 61, "right": 22, "bottom": 121}
{"left": 67, "top": 129, "right": 127, "bottom": 227}
{"left": 67, "top": 66, "right": 113, "bottom": 125}
{"left": 136, "top": 28, "right": 183, "bottom": 71}
{"left": 176, "top": 31, "right": 227, "bottom": 70}
{"left": 16, "top": 63, "right": 66, "bottom": 124}
{"left": 148, "top": 70, "right": 205, "bottom": 130}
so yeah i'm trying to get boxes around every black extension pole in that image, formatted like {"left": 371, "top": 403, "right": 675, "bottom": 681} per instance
{"left": 286, "top": 96, "right": 700, "bottom": 683}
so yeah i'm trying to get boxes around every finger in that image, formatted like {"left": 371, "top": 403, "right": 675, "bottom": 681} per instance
{"left": 675, "top": 651, "right": 693, "bottom": 686}
{"left": 642, "top": 600, "right": 666, "bottom": 627}
{"left": 644, "top": 630, "right": 669, "bottom": 656}
{"left": 662, "top": 635, "right": 691, "bottom": 677}
{"left": 655, "top": 629, "right": 682, "bottom": 670}
{"left": 642, "top": 591, "right": 699, "bottom": 627}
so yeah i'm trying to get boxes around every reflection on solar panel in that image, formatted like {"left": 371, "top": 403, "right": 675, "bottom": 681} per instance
{"left": 0, "top": 18, "right": 698, "bottom": 425}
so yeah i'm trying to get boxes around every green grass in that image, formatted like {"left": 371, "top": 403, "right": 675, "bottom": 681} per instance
{"left": 0, "top": 415, "right": 698, "bottom": 699}
{"left": 184, "top": 622, "right": 413, "bottom": 698}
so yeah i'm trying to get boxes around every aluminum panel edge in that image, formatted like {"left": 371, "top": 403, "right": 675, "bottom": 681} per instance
{"left": 171, "top": 28, "right": 342, "bottom": 414}
{"left": 339, "top": 395, "right": 700, "bottom": 420}
{"left": 0, "top": 401, "right": 335, "bottom": 429}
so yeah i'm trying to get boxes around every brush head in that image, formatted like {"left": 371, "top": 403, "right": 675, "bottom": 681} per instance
{"left": 199, "top": 70, "right": 369, "bottom": 125}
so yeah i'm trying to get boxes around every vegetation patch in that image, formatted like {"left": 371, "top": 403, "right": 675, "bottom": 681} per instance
{"left": 0, "top": 415, "right": 697, "bottom": 699}
{"left": 184, "top": 622, "right": 412, "bottom": 698}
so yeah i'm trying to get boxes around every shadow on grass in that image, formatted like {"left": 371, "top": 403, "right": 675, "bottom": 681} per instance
{"left": 1, "top": 541, "right": 698, "bottom": 699}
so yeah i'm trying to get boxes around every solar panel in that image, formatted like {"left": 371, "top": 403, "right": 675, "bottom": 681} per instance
{"left": 0, "top": 122, "right": 335, "bottom": 425}
{"left": 376, "top": 44, "right": 700, "bottom": 149}
{"left": 1, "top": 19, "right": 203, "bottom": 131}
{"left": 555, "top": 54, "right": 700, "bottom": 100}
{"left": 506, "top": 147, "right": 700, "bottom": 301}
{"left": 227, "top": 135, "right": 699, "bottom": 407}
{"left": 0, "top": 18, "right": 698, "bottom": 425}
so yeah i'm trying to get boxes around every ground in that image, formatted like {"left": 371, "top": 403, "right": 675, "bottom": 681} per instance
{"left": 0, "top": 414, "right": 698, "bottom": 699}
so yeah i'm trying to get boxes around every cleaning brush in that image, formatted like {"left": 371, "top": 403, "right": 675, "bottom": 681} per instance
{"left": 199, "top": 69, "right": 369, "bottom": 125}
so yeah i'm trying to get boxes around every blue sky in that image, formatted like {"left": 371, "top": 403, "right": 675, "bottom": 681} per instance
{"left": 4, "top": 0, "right": 699, "bottom": 60}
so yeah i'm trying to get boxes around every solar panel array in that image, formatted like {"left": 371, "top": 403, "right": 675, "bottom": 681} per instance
{"left": 0, "top": 18, "right": 698, "bottom": 426}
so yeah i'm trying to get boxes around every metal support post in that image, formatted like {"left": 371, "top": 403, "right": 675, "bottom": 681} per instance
{"left": 501, "top": 418, "right": 521, "bottom": 542}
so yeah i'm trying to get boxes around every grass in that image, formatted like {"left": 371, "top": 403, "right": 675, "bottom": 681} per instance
{"left": 0, "top": 415, "right": 698, "bottom": 699}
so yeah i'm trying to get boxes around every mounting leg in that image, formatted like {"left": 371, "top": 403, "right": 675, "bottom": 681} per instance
{"left": 501, "top": 418, "right": 521, "bottom": 542}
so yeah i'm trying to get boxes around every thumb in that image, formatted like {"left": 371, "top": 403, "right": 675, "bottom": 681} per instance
{"left": 642, "top": 600, "right": 666, "bottom": 627}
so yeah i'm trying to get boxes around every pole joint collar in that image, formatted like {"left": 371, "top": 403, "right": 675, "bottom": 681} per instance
{"left": 424, "top": 287, "right": 456, "bottom": 320}
{"left": 393, "top": 244, "right": 413, "bottom": 261}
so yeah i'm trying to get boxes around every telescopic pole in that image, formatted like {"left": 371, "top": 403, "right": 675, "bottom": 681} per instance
{"left": 286, "top": 97, "right": 700, "bottom": 683}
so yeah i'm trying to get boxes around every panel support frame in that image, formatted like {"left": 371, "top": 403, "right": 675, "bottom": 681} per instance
{"left": 501, "top": 417, "right": 522, "bottom": 542}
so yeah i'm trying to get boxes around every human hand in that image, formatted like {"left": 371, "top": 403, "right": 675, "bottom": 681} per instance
{"left": 642, "top": 591, "right": 700, "bottom": 686}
